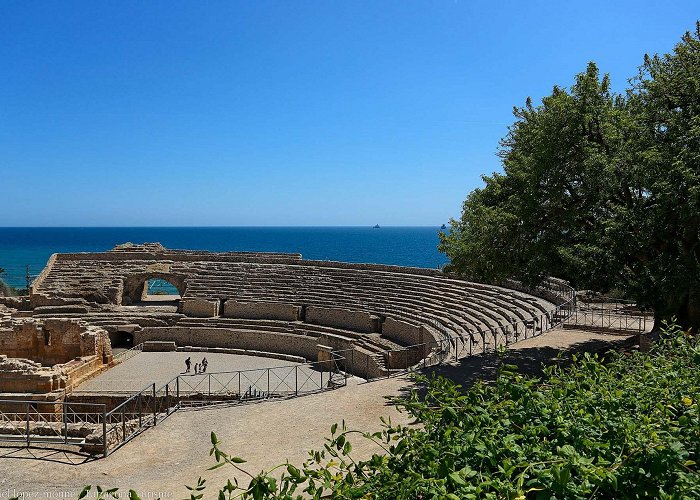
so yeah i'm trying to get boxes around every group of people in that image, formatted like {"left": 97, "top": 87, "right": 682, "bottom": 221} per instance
{"left": 184, "top": 356, "right": 208, "bottom": 374}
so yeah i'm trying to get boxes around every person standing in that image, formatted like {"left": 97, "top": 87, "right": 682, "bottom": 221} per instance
{"left": 201, "top": 357, "right": 208, "bottom": 373}
{"left": 185, "top": 357, "right": 191, "bottom": 373}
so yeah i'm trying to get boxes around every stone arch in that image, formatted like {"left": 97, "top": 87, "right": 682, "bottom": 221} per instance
{"left": 121, "top": 273, "right": 188, "bottom": 305}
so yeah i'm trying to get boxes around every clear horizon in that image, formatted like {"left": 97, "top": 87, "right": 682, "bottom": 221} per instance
{"left": 0, "top": 224, "right": 446, "bottom": 228}
{"left": 1, "top": 2, "right": 696, "bottom": 226}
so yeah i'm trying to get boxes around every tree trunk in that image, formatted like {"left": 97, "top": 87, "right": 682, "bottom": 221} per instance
{"left": 677, "top": 283, "right": 700, "bottom": 333}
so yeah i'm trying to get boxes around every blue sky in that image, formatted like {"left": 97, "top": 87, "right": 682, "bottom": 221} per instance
{"left": 1, "top": 1, "right": 696, "bottom": 226}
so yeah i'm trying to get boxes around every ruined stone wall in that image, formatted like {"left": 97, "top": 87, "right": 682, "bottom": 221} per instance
{"left": 0, "top": 318, "right": 111, "bottom": 366}
{"left": 181, "top": 298, "right": 220, "bottom": 317}
{"left": 135, "top": 326, "right": 319, "bottom": 360}
{"left": 382, "top": 317, "right": 422, "bottom": 345}
{"left": 306, "top": 306, "right": 378, "bottom": 333}
{"left": 0, "top": 355, "right": 66, "bottom": 393}
{"left": 0, "top": 320, "right": 44, "bottom": 361}
{"left": 335, "top": 347, "right": 385, "bottom": 379}
{"left": 223, "top": 301, "right": 300, "bottom": 321}
{"left": 0, "top": 318, "right": 112, "bottom": 394}
{"left": 30, "top": 244, "right": 445, "bottom": 309}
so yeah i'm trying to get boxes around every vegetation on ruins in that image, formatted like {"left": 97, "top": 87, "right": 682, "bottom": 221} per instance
{"left": 0, "top": 267, "right": 7, "bottom": 296}
{"left": 438, "top": 24, "right": 700, "bottom": 331}
{"left": 80, "top": 322, "right": 699, "bottom": 499}
{"left": 0, "top": 265, "right": 34, "bottom": 296}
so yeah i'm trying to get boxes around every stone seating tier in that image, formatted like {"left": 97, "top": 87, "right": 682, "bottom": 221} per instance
{"left": 28, "top": 245, "right": 563, "bottom": 370}
{"left": 173, "top": 317, "right": 407, "bottom": 353}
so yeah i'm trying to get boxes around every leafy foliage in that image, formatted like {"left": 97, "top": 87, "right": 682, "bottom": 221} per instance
{"left": 438, "top": 24, "right": 700, "bottom": 329}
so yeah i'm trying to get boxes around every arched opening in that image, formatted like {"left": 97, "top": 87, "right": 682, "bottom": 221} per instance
{"left": 141, "top": 278, "right": 181, "bottom": 302}
{"left": 121, "top": 273, "right": 186, "bottom": 306}
{"left": 109, "top": 330, "right": 134, "bottom": 349}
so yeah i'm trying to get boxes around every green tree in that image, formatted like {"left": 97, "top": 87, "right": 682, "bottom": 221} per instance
{"left": 440, "top": 24, "right": 700, "bottom": 330}
{"left": 623, "top": 24, "right": 700, "bottom": 328}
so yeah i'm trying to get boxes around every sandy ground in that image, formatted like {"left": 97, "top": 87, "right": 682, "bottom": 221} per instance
{"left": 75, "top": 352, "right": 323, "bottom": 394}
{"left": 0, "top": 327, "right": 636, "bottom": 498}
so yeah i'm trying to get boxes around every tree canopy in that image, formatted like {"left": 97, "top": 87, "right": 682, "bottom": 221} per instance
{"left": 439, "top": 23, "right": 700, "bottom": 330}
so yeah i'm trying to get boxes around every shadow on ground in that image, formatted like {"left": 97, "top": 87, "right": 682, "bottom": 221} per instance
{"left": 0, "top": 444, "right": 98, "bottom": 465}
{"left": 394, "top": 334, "right": 639, "bottom": 402}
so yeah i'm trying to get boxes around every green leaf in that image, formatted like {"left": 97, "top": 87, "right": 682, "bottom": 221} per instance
{"left": 449, "top": 471, "right": 467, "bottom": 486}
{"left": 287, "top": 464, "right": 301, "bottom": 479}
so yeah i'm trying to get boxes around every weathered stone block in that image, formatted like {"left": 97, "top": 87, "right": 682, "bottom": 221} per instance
{"left": 181, "top": 298, "right": 219, "bottom": 318}
{"left": 305, "top": 306, "right": 377, "bottom": 333}
{"left": 143, "top": 341, "right": 177, "bottom": 352}
{"left": 387, "top": 347, "right": 422, "bottom": 369}
{"left": 223, "top": 301, "right": 299, "bottom": 321}
{"left": 382, "top": 317, "right": 422, "bottom": 345}
{"left": 316, "top": 344, "right": 335, "bottom": 371}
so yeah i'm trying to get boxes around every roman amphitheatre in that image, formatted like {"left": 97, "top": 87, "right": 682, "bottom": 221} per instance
{"left": 0, "top": 242, "right": 648, "bottom": 495}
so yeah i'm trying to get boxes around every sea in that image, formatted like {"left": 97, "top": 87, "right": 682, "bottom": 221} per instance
{"left": 0, "top": 227, "right": 448, "bottom": 288}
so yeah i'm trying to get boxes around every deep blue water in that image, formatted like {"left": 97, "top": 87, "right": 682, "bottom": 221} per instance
{"left": 0, "top": 227, "right": 448, "bottom": 288}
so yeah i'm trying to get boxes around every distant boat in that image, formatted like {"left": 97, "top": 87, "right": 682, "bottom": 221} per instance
{"left": 373, "top": 224, "right": 380, "bottom": 229}
{"left": 441, "top": 224, "right": 447, "bottom": 230}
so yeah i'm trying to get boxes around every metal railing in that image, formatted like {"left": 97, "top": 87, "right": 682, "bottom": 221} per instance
{"left": 344, "top": 278, "right": 577, "bottom": 379}
{"left": 332, "top": 337, "right": 453, "bottom": 379}
{"left": 566, "top": 299, "right": 653, "bottom": 334}
{"left": 333, "top": 297, "right": 574, "bottom": 381}
{"left": 102, "top": 356, "right": 347, "bottom": 455}
{"left": 112, "top": 342, "right": 144, "bottom": 364}
{"left": 0, "top": 400, "right": 106, "bottom": 455}
{"left": 0, "top": 356, "right": 348, "bottom": 458}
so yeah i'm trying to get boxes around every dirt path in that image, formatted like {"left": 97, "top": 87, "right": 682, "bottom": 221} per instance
{"left": 0, "top": 327, "right": 636, "bottom": 498}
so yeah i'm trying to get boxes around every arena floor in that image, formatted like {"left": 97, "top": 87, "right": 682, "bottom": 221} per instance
{"left": 75, "top": 352, "right": 339, "bottom": 394}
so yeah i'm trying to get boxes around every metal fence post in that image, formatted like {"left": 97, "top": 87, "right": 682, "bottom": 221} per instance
{"left": 208, "top": 373, "right": 211, "bottom": 397}
{"left": 102, "top": 405, "right": 108, "bottom": 458}
{"left": 25, "top": 402, "right": 30, "bottom": 447}
{"left": 295, "top": 366, "right": 298, "bottom": 396}
{"left": 152, "top": 383, "right": 157, "bottom": 425}
{"left": 138, "top": 393, "right": 142, "bottom": 427}
{"left": 63, "top": 403, "right": 68, "bottom": 444}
